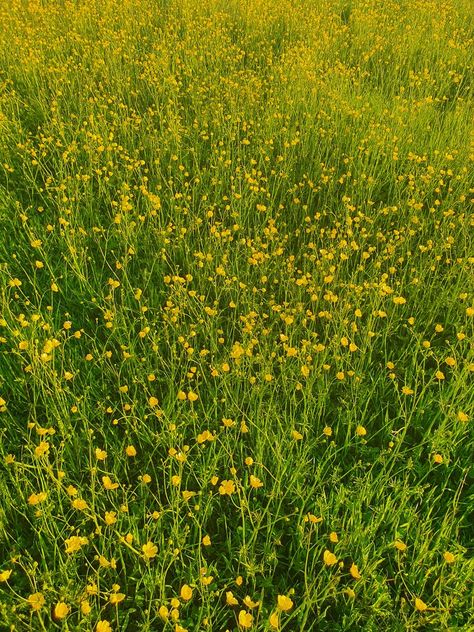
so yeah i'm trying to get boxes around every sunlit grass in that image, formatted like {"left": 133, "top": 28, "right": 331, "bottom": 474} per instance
{"left": 0, "top": 0, "right": 473, "bottom": 630}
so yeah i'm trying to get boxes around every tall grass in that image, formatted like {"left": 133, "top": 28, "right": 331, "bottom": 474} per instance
{"left": 0, "top": 0, "right": 473, "bottom": 630}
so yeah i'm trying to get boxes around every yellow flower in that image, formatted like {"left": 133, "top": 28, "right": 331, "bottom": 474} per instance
{"left": 148, "top": 396, "right": 159, "bottom": 407}
{"left": 104, "top": 511, "right": 117, "bottom": 525}
{"left": 249, "top": 475, "right": 263, "bottom": 489}
{"left": 158, "top": 605, "right": 169, "bottom": 620}
{"left": 414, "top": 597, "right": 428, "bottom": 611}
{"left": 202, "top": 535, "right": 211, "bottom": 546}
{"left": 125, "top": 445, "right": 137, "bottom": 456}
{"left": 394, "top": 539, "right": 407, "bottom": 552}
{"left": 187, "top": 391, "right": 198, "bottom": 402}
{"left": 64, "top": 535, "right": 88, "bottom": 554}
{"left": 277, "top": 595, "right": 293, "bottom": 611}
{"left": 72, "top": 498, "right": 88, "bottom": 510}
{"left": 433, "top": 454, "right": 443, "bottom": 464}
{"left": 27, "top": 592, "right": 45, "bottom": 611}
{"left": 329, "top": 532, "right": 338, "bottom": 543}
{"left": 269, "top": 611, "right": 280, "bottom": 629}
{"left": 238, "top": 610, "right": 253, "bottom": 629}
{"left": 80, "top": 600, "right": 91, "bottom": 615}
{"left": 323, "top": 426, "right": 332, "bottom": 437}
{"left": 435, "top": 370, "right": 445, "bottom": 380}
{"left": 102, "top": 475, "right": 119, "bottom": 490}
{"left": 443, "top": 551, "right": 455, "bottom": 563}
{"left": 0, "top": 569, "right": 12, "bottom": 582}
{"left": 349, "top": 563, "right": 361, "bottom": 579}
{"left": 109, "top": 593, "right": 126, "bottom": 605}
{"left": 28, "top": 491, "right": 47, "bottom": 505}
{"left": 323, "top": 550, "right": 337, "bottom": 566}
{"left": 34, "top": 441, "right": 50, "bottom": 457}
{"left": 292, "top": 430, "right": 303, "bottom": 440}
{"left": 226, "top": 591, "right": 239, "bottom": 606}
{"left": 457, "top": 411, "right": 469, "bottom": 423}
{"left": 243, "top": 596, "right": 259, "bottom": 608}
{"left": 402, "top": 386, "right": 414, "bottom": 395}
{"left": 355, "top": 425, "right": 366, "bottom": 437}
{"left": 180, "top": 584, "right": 193, "bottom": 601}
{"left": 53, "top": 602, "right": 70, "bottom": 620}
{"left": 95, "top": 448, "right": 107, "bottom": 460}
{"left": 96, "top": 621, "right": 112, "bottom": 632}
{"left": 219, "top": 480, "right": 235, "bottom": 495}
{"left": 142, "top": 541, "right": 158, "bottom": 559}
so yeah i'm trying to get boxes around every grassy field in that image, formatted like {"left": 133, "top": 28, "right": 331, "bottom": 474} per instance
{"left": 0, "top": 0, "right": 473, "bottom": 630}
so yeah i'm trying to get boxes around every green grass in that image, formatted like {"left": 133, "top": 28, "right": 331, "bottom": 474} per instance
{"left": 0, "top": 0, "right": 473, "bottom": 630}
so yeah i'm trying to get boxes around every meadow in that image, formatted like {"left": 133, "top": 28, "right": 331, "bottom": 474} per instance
{"left": 0, "top": 0, "right": 473, "bottom": 630}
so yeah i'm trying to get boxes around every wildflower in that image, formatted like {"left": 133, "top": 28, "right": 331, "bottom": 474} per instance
{"left": 109, "top": 593, "right": 125, "bottom": 605}
{"left": 457, "top": 411, "right": 469, "bottom": 422}
{"left": 329, "top": 532, "right": 338, "bottom": 543}
{"left": 350, "top": 563, "right": 361, "bottom": 579}
{"left": 401, "top": 386, "right": 414, "bottom": 395}
{"left": 34, "top": 441, "right": 50, "bottom": 457}
{"left": 433, "top": 454, "right": 443, "bottom": 464}
{"left": 27, "top": 592, "right": 45, "bottom": 611}
{"left": 148, "top": 396, "right": 159, "bottom": 407}
{"left": 0, "top": 570, "right": 12, "bottom": 582}
{"left": 102, "top": 475, "right": 119, "bottom": 490}
{"left": 72, "top": 498, "right": 88, "bottom": 510}
{"left": 226, "top": 591, "right": 238, "bottom": 606}
{"left": 323, "top": 426, "right": 332, "bottom": 436}
{"left": 443, "top": 551, "right": 455, "bottom": 563}
{"left": 81, "top": 600, "right": 91, "bottom": 615}
{"left": 219, "top": 480, "right": 235, "bottom": 495}
{"left": 414, "top": 597, "right": 428, "bottom": 611}
{"left": 96, "top": 621, "right": 112, "bottom": 632}
{"left": 65, "top": 535, "right": 88, "bottom": 554}
{"left": 95, "top": 448, "right": 107, "bottom": 460}
{"left": 142, "top": 541, "right": 158, "bottom": 559}
{"left": 323, "top": 550, "right": 338, "bottom": 566}
{"left": 104, "top": 511, "right": 117, "bottom": 525}
{"left": 277, "top": 595, "right": 293, "bottom": 611}
{"left": 394, "top": 539, "right": 407, "bottom": 552}
{"left": 187, "top": 391, "right": 198, "bottom": 402}
{"left": 158, "top": 605, "right": 169, "bottom": 620}
{"left": 238, "top": 610, "right": 253, "bottom": 628}
{"left": 28, "top": 492, "right": 47, "bottom": 505}
{"left": 243, "top": 596, "right": 259, "bottom": 608}
{"left": 355, "top": 425, "right": 366, "bottom": 437}
{"left": 435, "top": 371, "right": 445, "bottom": 380}
{"left": 292, "top": 430, "right": 303, "bottom": 440}
{"left": 202, "top": 535, "right": 211, "bottom": 546}
{"left": 269, "top": 611, "right": 280, "bottom": 629}
{"left": 53, "top": 602, "right": 70, "bottom": 620}
{"left": 249, "top": 475, "right": 263, "bottom": 488}
{"left": 181, "top": 584, "right": 193, "bottom": 601}
{"left": 125, "top": 445, "right": 137, "bottom": 456}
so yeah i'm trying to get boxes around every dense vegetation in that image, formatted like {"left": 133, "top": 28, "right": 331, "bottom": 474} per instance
{"left": 0, "top": 0, "right": 473, "bottom": 629}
